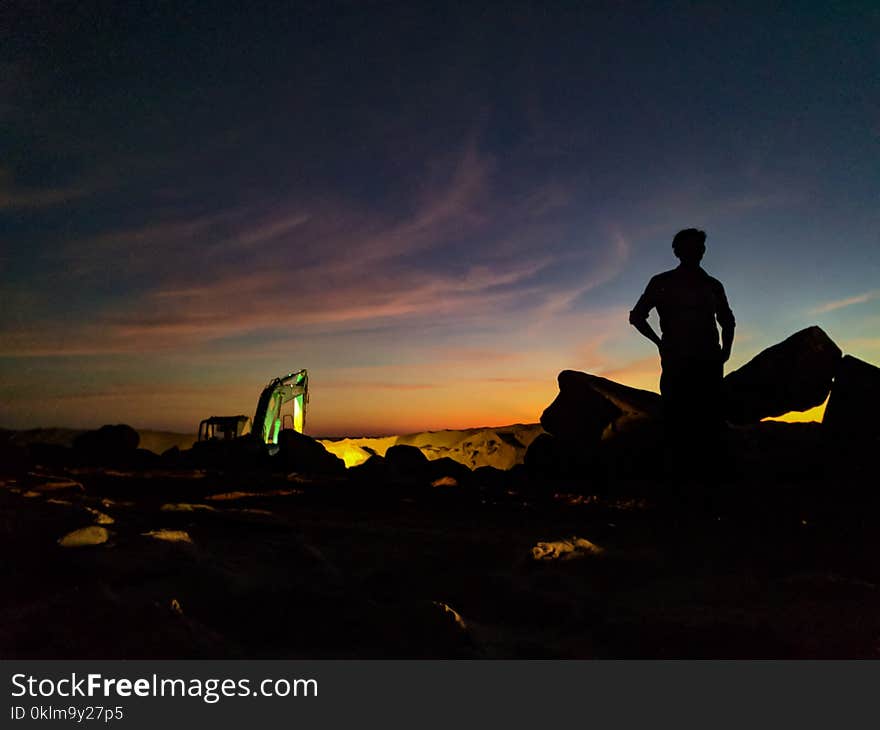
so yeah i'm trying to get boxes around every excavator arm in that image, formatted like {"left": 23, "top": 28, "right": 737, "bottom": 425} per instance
{"left": 252, "top": 369, "right": 309, "bottom": 445}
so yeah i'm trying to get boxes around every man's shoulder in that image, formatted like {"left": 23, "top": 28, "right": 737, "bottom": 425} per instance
{"left": 699, "top": 268, "right": 726, "bottom": 290}
{"left": 648, "top": 269, "right": 680, "bottom": 287}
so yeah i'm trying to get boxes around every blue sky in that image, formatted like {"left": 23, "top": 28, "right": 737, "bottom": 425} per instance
{"left": 1, "top": 1, "right": 877, "bottom": 434}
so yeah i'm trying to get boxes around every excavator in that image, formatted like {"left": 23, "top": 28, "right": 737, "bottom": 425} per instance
{"left": 197, "top": 369, "right": 309, "bottom": 448}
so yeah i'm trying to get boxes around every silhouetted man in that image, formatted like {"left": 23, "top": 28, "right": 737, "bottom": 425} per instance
{"left": 629, "top": 229, "right": 735, "bottom": 475}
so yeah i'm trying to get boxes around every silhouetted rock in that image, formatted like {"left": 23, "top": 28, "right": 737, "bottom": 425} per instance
{"left": 723, "top": 326, "right": 841, "bottom": 424}
{"left": 727, "top": 421, "right": 827, "bottom": 481}
{"left": 823, "top": 355, "right": 880, "bottom": 442}
{"left": 596, "top": 418, "right": 665, "bottom": 480}
{"left": 471, "top": 465, "right": 507, "bottom": 489}
{"left": 529, "top": 371, "right": 662, "bottom": 481}
{"left": 524, "top": 432, "right": 593, "bottom": 481}
{"left": 0, "top": 441, "right": 30, "bottom": 474}
{"left": 277, "top": 430, "right": 345, "bottom": 475}
{"left": 384, "top": 444, "right": 430, "bottom": 474}
{"left": 160, "top": 445, "right": 182, "bottom": 466}
{"left": 426, "top": 456, "right": 471, "bottom": 486}
{"left": 524, "top": 433, "right": 562, "bottom": 476}
{"left": 28, "top": 443, "right": 75, "bottom": 468}
{"left": 348, "top": 453, "right": 388, "bottom": 480}
{"left": 540, "top": 370, "right": 661, "bottom": 442}
{"left": 190, "top": 434, "right": 270, "bottom": 471}
{"left": 73, "top": 424, "right": 140, "bottom": 465}
{"left": 131, "top": 448, "right": 161, "bottom": 470}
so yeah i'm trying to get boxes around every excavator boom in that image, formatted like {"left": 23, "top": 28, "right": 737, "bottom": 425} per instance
{"left": 252, "top": 369, "right": 309, "bottom": 445}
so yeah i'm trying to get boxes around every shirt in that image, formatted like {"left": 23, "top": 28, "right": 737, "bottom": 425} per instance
{"left": 630, "top": 265, "right": 735, "bottom": 359}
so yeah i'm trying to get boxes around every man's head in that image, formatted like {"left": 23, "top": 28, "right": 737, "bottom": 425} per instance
{"left": 672, "top": 228, "right": 706, "bottom": 266}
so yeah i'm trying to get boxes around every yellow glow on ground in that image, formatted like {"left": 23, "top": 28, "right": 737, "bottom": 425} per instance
{"left": 318, "top": 438, "right": 396, "bottom": 468}
{"left": 327, "top": 444, "right": 372, "bottom": 468}
{"left": 762, "top": 396, "right": 828, "bottom": 424}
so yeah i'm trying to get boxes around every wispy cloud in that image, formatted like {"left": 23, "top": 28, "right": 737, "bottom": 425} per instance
{"left": 527, "top": 231, "right": 631, "bottom": 327}
{"left": 233, "top": 212, "right": 313, "bottom": 247}
{"left": 320, "top": 381, "right": 437, "bottom": 391}
{"left": 809, "top": 290, "right": 879, "bottom": 314}
{"left": 3, "top": 136, "right": 589, "bottom": 357}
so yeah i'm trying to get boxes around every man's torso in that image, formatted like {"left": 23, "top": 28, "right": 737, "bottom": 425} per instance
{"left": 650, "top": 267, "right": 723, "bottom": 360}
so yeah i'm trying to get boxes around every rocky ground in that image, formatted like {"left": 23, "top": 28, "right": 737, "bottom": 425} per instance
{"left": 3, "top": 457, "right": 880, "bottom": 659}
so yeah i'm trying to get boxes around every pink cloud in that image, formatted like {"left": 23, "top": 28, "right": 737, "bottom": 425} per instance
{"left": 1, "top": 136, "right": 610, "bottom": 370}
{"left": 809, "top": 290, "right": 878, "bottom": 314}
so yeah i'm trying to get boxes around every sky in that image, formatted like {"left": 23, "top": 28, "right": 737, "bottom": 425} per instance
{"left": 1, "top": 1, "right": 878, "bottom": 436}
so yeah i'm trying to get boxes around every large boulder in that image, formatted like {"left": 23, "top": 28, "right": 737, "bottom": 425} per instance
{"left": 277, "top": 430, "right": 345, "bottom": 475}
{"left": 723, "top": 326, "right": 842, "bottom": 424}
{"left": 0, "top": 441, "right": 30, "bottom": 475}
{"left": 823, "top": 355, "right": 880, "bottom": 441}
{"left": 528, "top": 371, "right": 661, "bottom": 482}
{"left": 72, "top": 424, "right": 140, "bottom": 465}
{"left": 384, "top": 444, "right": 430, "bottom": 476}
{"left": 73, "top": 423, "right": 139, "bottom": 453}
{"left": 425, "top": 456, "right": 471, "bottom": 486}
{"left": 26, "top": 443, "right": 73, "bottom": 469}
{"left": 348, "top": 453, "right": 389, "bottom": 481}
{"left": 726, "top": 421, "right": 828, "bottom": 481}
{"left": 595, "top": 418, "right": 665, "bottom": 480}
{"left": 540, "top": 370, "right": 661, "bottom": 442}
{"left": 523, "top": 432, "right": 588, "bottom": 480}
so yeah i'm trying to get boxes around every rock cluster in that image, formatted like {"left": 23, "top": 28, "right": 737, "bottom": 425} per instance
{"left": 527, "top": 325, "right": 878, "bottom": 481}
{"left": 2, "top": 326, "right": 876, "bottom": 485}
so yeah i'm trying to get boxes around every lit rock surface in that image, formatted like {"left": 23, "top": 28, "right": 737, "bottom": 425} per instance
{"left": 320, "top": 423, "right": 544, "bottom": 470}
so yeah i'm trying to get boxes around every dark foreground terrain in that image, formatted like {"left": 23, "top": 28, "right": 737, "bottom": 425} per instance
{"left": 3, "top": 458, "right": 880, "bottom": 659}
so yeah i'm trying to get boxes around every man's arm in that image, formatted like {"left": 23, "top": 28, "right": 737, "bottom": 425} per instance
{"left": 629, "top": 279, "right": 662, "bottom": 350}
{"left": 715, "top": 281, "right": 735, "bottom": 362}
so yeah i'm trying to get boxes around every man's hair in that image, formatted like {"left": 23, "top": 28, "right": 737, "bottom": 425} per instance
{"left": 672, "top": 228, "right": 706, "bottom": 261}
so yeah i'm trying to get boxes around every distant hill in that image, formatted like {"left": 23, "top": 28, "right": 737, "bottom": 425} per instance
{"left": 0, "top": 427, "right": 196, "bottom": 454}
{"left": 319, "top": 423, "right": 544, "bottom": 470}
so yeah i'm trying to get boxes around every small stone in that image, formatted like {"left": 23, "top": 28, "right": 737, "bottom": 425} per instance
{"left": 58, "top": 526, "right": 109, "bottom": 548}
{"left": 142, "top": 529, "right": 193, "bottom": 543}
